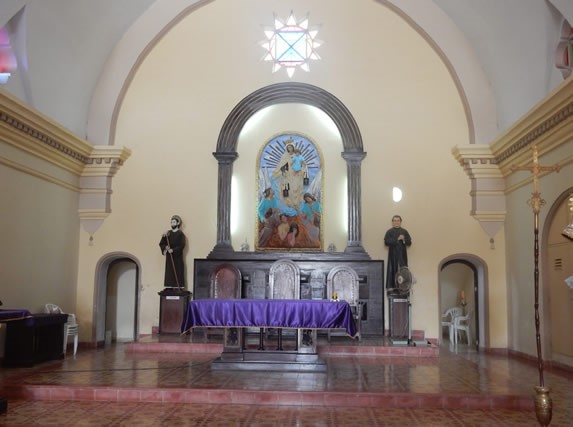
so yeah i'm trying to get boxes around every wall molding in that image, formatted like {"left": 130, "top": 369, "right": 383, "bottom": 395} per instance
{"left": 0, "top": 89, "right": 131, "bottom": 235}
{"left": 453, "top": 77, "right": 573, "bottom": 238}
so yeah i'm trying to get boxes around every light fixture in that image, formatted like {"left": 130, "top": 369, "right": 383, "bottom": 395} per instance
{"left": 392, "top": 187, "right": 403, "bottom": 202}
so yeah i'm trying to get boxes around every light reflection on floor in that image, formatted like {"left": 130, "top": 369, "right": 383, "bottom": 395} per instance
{"left": 0, "top": 333, "right": 571, "bottom": 426}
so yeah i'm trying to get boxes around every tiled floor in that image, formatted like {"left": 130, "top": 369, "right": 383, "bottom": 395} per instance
{"left": 0, "top": 333, "right": 572, "bottom": 426}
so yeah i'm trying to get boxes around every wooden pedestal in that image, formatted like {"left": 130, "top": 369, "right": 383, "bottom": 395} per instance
{"left": 388, "top": 295, "right": 409, "bottom": 339}
{"left": 158, "top": 289, "right": 191, "bottom": 334}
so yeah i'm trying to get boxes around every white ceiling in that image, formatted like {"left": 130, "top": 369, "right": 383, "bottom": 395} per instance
{"left": 1, "top": 0, "right": 572, "bottom": 140}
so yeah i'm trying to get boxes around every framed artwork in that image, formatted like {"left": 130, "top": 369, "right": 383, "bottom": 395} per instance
{"left": 256, "top": 133, "right": 323, "bottom": 251}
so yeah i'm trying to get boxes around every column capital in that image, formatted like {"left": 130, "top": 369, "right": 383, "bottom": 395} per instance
{"left": 213, "top": 151, "right": 238, "bottom": 164}
{"left": 341, "top": 151, "right": 367, "bottom": 163}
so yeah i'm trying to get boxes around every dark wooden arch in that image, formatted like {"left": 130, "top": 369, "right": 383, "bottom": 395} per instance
{"left": 211, "top": 82, "right": 367, "bottom": 256}
{"left": 216, "top": 82, "right": 363, "bottom": 152}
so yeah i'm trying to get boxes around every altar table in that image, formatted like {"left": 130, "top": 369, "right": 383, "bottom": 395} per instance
{"left": 182, "top": 299, "right": 357, "bottom": 372}
{"left": 182, "top": 298, "right": 357, "bottom": 336}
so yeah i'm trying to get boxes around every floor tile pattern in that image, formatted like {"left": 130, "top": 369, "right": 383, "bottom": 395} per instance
{"left": 0, "top": 400, "right": 553, "bottom": 426}
{"left": 0, "top": 334, "right": 571, "bottom": 426}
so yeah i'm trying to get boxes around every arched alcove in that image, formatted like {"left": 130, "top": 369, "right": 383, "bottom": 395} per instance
{"left": 211, "top": 82, "right": 367, "bottom": 256}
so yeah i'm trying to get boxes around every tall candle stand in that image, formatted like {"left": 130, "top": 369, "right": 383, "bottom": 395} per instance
{"left": 512, "top": 145, "right": 560, "bottom": 426}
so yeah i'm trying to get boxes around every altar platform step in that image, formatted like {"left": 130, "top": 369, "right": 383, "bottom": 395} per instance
{"left": 0, "top": 383, "right": 533, "bottom": 412}
{"left": 125, "top": 334, "right": 439, "bottom": 358}
{"left": 0, "top": 335, "right": 549, "bottom": 412}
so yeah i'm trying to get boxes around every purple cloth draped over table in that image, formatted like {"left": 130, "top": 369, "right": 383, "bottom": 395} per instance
{"left": 182, "top": 299, "right": 357, "bottom": 337}
{"left": 0, "top": 309, "right": 32, "bottom": 322}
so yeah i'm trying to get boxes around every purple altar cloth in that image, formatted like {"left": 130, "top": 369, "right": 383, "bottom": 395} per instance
{"left": 182, "top": 299, "right": 357, "bottom": 337}
{"left": 0, "top": 309, "right": 32, "bottom": 322}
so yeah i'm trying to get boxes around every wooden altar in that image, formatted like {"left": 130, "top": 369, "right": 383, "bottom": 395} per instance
{"left": 183, "top": 298, "right": 357, "bottom": 372}
{"left": 193, "top": 252, "right": 384, "bottom": 336}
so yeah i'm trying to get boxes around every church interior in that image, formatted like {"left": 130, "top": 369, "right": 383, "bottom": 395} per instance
{"left": 1, "top": 0, "right": 573, "bottom": 425}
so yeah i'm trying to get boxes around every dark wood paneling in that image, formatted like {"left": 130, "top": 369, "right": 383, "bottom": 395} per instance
{"left": 158, "top": 289, "right": 191, "bottom": 334}
{"left": 3, "top": 314, "right": 68, "bottom": 366}
{"left": 389, "top": 296, "right": 409, "bottom": 338}
{"left": 194, "top": 253, "right": 384, "bottom": 336}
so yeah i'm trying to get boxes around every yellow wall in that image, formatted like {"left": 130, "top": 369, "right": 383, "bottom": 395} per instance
{"left": 0, "top": 148, "right": 80, "bottom": 313}
{"left": 5, "top": 0, "right": 572, "bottom": 359}
{"left": 74, "top": 0, "right": 508, "bottom": 342}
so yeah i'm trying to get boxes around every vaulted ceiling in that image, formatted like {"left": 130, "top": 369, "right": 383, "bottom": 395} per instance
{"left": 1, "top": 0, "right": 572, "bottom": 142}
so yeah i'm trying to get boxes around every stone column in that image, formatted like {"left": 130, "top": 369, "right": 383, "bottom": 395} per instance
{"left": 342, "top": 151, "right": 367, "bottom": 253}
{"left": 211, "top": 151, "right": 238, "bottom": 255}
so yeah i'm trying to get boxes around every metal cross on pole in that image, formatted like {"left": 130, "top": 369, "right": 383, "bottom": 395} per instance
{"left": 511, "top": 144, "right": 560, "bottom": 426}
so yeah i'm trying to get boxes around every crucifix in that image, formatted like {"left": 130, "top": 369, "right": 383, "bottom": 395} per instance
{"left": 511, "top": 144, "right": 560, "bottom": 426}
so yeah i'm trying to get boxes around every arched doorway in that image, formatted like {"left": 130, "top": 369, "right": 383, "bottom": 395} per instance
{"left": 439, "top": 255, "right": 488, "bottom": 349}
{"left": 106, "top": 259, "right": 138, "bottom": 343}
{"left": 543, "top": 189, "right": 573, "bottom": 365}
{"left": 93, "top": 252, "right": 141, "bottom": 346}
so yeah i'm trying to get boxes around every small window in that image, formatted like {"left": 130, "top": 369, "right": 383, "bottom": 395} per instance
{"left": 0, "top": 27, "right": 17, "bottom": 84}
{"left": 261, "top": 12, "right": 322, "bottom": 78}
{"left": 555, "top": 20, "right": 573, "bottom": 78}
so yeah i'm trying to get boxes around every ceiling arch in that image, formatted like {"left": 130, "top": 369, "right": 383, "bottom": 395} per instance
{"left": 87, "top": 0, "right": 497, "bottom": 148}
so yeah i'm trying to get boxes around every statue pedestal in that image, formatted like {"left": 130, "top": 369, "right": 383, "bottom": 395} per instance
{"left": 158, "top": 288, "right": 191, "bottom": 334}
{"left": 388, "top": 294, "right": 409, "bottom": 341}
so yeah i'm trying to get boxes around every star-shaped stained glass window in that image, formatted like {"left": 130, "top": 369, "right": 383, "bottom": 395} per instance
{"left": 261, "top": 12, "right": 322, "bottom": 78}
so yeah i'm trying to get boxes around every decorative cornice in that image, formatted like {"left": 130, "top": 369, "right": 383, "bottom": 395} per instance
{"left": 1, "top": 88, "right": 131, "bottom": 237}
{"left": 494, "top": 101, "right": 573, "bottom": 165}
{"left": 451, "top": 145, "right": 502, "bottom": 179}
{"left": 0, "top": 110, "right": 89, "bottom": 163}
{"left": 452, "top": 77, "right": 573, "bottom": 238}
{"left": 490, "top": 76, "right": 573, "bottom": 174}
{"left": 82, "top": 146, "right": 132, "bottom": 178}
{"left": 454, "top": 77, "right": 573, "bottom": 178}
{"left": 0, "top": 89, "right": 92, "bottom": 174}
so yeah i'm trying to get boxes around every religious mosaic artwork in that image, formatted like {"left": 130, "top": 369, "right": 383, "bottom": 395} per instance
{"left": 256, "top": 133, "right": 323, "bottom": 251}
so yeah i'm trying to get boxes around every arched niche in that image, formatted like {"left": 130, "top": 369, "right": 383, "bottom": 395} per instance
{"left": 210, "top": 82, "right": 368, "bottom": 257}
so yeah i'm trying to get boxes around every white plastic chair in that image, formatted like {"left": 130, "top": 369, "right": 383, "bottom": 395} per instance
{"left": 441, "top": 306, "right": 463, "bottom": 342}
{"left": 45, "top": 304, "right": 79, "bottom": 356}
{"left": 451, "top": 310, "right": 472, "bottom": 345}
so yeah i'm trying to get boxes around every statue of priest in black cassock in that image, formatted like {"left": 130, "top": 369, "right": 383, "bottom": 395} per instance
{"left": 384, "top": 215, "right": 412, "bottom": 289}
